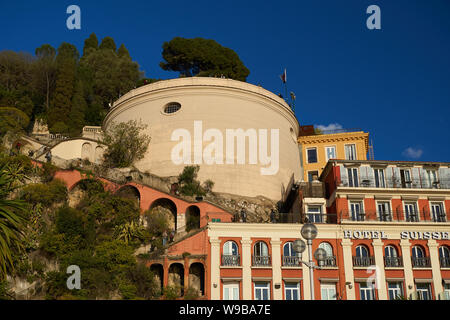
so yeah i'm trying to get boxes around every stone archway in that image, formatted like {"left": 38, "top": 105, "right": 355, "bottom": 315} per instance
{"left": 185, "top": 205, "right": 200, "bottom": 232}
{"left": 150, "top": 263, "right": 164, "bottom": 296}
{"left": 81, "top": 142, "right": 93, "bottom": 161}
{"left": 188, "top": 262, "right": 205, "bottom": 296}
{"left": 149, "top": 198, "right": 177, "bottom": 232}
{"left": 116, "top": 185, "right": 141, "bottom": 208}
{"left": 168, "top": 263, "right": 184, "bottom": 296}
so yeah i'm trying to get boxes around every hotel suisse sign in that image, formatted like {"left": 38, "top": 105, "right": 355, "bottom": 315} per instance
{"left": 343, "top": 230, "right": 449, "bottom": 240}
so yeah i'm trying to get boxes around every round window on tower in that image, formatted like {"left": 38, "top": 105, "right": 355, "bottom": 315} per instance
{"left": 163, "top": 102, "right": 181, "bottom": 115}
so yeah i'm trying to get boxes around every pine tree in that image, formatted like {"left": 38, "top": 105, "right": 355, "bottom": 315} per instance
{"left": 83, "top": 33, "right": 98, "bottom": 57}
{"left": 68, "top": 81, "right": 87, "bottom": 137}
{"left": 99, "top": 37, "right": 117, "bottom": 52}
{"left": 48, "top": 43, "right": 79, "bottom": 133}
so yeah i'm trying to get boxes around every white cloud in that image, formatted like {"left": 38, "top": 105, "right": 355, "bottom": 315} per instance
{"left": 315, "top": 123, "right": 343, "bottom": 131}
{"left": 402, "top": 147, "right": 423, "bottom": 159}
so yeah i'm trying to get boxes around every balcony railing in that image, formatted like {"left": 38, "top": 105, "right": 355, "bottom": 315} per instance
{"left": 282, "top": 255, "right": 300, "bottom": 267}
{"left": 412, "top": 257, "right": 431, "bottom": 268}
{"left": 338, "top": 210, "right": 448, "bottom": 223}
{"left": 440, "top": 257, "right": 450, "bottom": 268}
{"left": 353, "top": 256, "right": 375, "bottom": 267}
{"left": 384, "top": 256, "right": 403, "bottom": 268}
{"left": 253, "top": 255, "right": 271, "bottom": 267}
{"left": 338, "top": 177, "right": 450, "bottom": 190}
{"left": 318, "top": 256, "right": 337, "bottom": 267}
{"left": 221, "top": 254, "right": 240, "bottom": 266}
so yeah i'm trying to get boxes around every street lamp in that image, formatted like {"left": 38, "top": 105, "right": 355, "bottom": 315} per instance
{"left": 293, "top": 222, "right": 326, "bottom": 300}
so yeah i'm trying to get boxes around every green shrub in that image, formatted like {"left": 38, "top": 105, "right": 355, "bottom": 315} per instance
{"left": 163, "top": 285, "right": 181, "bottom": 300}
{"left": 20, "top": 179, "right": 68, "bottom": 207}
{"left": 44, "top": 271, "right": 69, "bottom": 300}
{"left": 0, "top": 280, "right": 13, "bottom": 300}
{"left": 126, "top": 264, "right": 159, "bottom": 299}
{"left": 40, "top": 162, "right": 58, "bottom": 182}
{"left": 119, "top": 282, "right": 137, "bottom": 300}
{"left": 184, "top": 287, "right": 200, "bottom": 300}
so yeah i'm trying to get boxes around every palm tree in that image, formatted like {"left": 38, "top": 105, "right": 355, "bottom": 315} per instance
{"left": 0, "top": 164, "right": 27, "bottom": 280}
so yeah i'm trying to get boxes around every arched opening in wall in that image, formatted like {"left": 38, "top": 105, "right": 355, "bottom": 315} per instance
{"left": 68, "top": 178, "right": 104, "bottom": 207}
{"left": 150, "top": 264, "right": 164, "bottom": 296}
{"left": 81, "top": 142, "right": 93, "bottom": 162}
{"left": 116, "top": 185, "right": 140, "bottom": 208}
{"left": 149, "top": 198, "right": 177, "bottom": 232}
{"left": 185, "top": 205, "right": 200, "bottom": 232}
{"left": 94, "top": 146, "right": 104, "bottom": 164}
{"left": 188, "top": 263, "right": 205, "bottom": 296}
{"left": 168, "top": 263, "right": 184, "bottom": 296}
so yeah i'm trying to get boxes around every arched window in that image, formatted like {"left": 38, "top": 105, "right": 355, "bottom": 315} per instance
{"left": 319, "top": 242, "right": 333, "bottom": 257}
{"left": 384, "top": 245, "right": 400, "bottom": 267}
{"left": 356, "top": 245, "right": 369, "bottom": 257}
{"left": 223, "top": 241, "right": 238, "bottom": 256}
{"left": 254, "top": 241, "right": 269, "bottom": 257}
{"left": 283, "top": 242, "right": 297, "bottom": 257}
{"left": 439, "top": 246, "right": 450, "bottom": 268}
{"left": 385, "top": 245, "right": 398, "bottom": 257}
{"left": 412, "top": 245, "right": 429, "bottom": 268}
{"left": 253, "top": 241, "right": 270, "bottom": 266}
{"left": 412, "top": 246, "right": 424, "bottom": 258}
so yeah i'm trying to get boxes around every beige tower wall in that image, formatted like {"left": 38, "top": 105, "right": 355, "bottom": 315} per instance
{"left": 103, "top": 78, "right": 301, "bottom": 200}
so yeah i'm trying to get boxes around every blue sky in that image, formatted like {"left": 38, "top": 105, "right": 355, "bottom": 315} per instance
{"left": 1, "top": 0, "right": 449, "bottom": 162}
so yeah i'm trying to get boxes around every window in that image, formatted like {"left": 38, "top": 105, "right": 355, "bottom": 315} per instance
{"left": 439, "top": 246, "right": 450, "bottom": 268}
{"left": 283, "top": 242, "right": 300, "bottom": 266}
{"left": 404, "top": 202, "right": 418, "bottom": 222}
{"left": 412, "top": 246, "right": 430, "bottom": 268}
{"left": 284, "top": 282, "right": 300, "bottom": 300}
{"left": 223, "top": 283, "right": 239, "bottom": 300}
{"left": 431, "top": 203, "right": 445, "bottom": 222}
{"left": 254, "top": 282, "right": 270, "bottom": 300}
{"left": 444, "top": 284, "right": 450, "bottom": 300}
{"left": 374, "top": 168, "right": 386, "bottom": 188}
{"left": 325, "top": 146, "right": 336, "bottom": 161}
{"left": 222, "top": 241, "right": 239, "bottom": 266}
{"left": 425, "top": 169, "right": 439, "bottom": 188}
{"left": 356, "top": 245, "right": 369, "bottom": 258}
{"left": 308, "top": 171, "right": 319, "bottom": 182}
{"left": 347, "top": 168, "right": 359, "bottom": 187}
{"left": 307, "top": 148, "right": 318, "bottom": 163}
{"left": 388, "top": 282, "right": 403, "bottom": 300}
{"left": 400, "top": 169, "right": 412, "bottom": 188}
{"left": 350, "top": 201, "right": 363, "bottom": 221}
{"left": 163, "top": 102, "right": 181, "bottom": 114}
{"left": 359, "top": 283, "right": 375, "bottom": 300}
{"left": 306, "top": 205, "right": 322, "bottom": 223}
{"left": 345, "top": 144, "right": 357, "bottom": 160}
{"left": 318, "top": 242, "right": 335, "bottom": 267}
{"left": 377, "top": 202, "right": 391, "bottom": 221}
{"left": 253, "top": 241, "right": 270, "bottom": 266}
{"left": 384, "top": 245, "right": 401, "bottom": 267}
{"left": 320, "top": 283, "right": 337, "bottom": 300}
{"left": 416, "top": 283, "right": 432, "bottom": 300}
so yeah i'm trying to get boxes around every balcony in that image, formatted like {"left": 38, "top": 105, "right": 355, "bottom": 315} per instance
{"left": 353, "top": 256, "right": 375, "bottom": 267}
{"left": 221, "top": 254, "right": 240, "bottom": 266}
{"left": 440, "top": 257, "right": 450, "bottom": 268}
{"left": 338, "top": 210, "right": 448, "bottom": 223}
{"left": 319, "top": 256, "right": 337, "bottom": 267}
{"left": 338, "top": 177, "right": 450, "bottom": 190}
{"left": 384, "top": 256, "right": 403, "bottom": 268}
{"left": 282, "top": 255, "right": 300, "bottom": 267}
{"left": 253, "top": 255, "right": 271, "bottom": 267}
{"left": 412, "top": 257, "right": 431, "bottom": 268}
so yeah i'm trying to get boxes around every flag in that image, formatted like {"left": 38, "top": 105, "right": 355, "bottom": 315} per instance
{"left": 280, "top": 69, "right": 287, "bottom": 83}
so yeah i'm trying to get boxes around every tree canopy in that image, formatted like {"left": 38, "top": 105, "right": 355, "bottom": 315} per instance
{"left": 160, "top": 37, "right": 250, "bottom": 81}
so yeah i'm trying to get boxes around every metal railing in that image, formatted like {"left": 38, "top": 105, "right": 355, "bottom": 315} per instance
{"left": 440, "top": 257, "right": 450, "bottom": 268}
{"left": 384, "top": 256, "right": 403, "bottom": 268}
{"left": 352, "top": 256, "right": 375, "bottom": 267}
{"left": 221, "top": 254, "right": 240, "bottom": 266}
{"left": 338, "top": 210, "right": 448, "bottom": 223}
{"left": 338, "top": 177, "right": 450, "bottom": 190}
{"left": 282, "top": 255, "right": 301, "bottom": 267}
{"left": 318, "top": 256, "right": 337, "bottom": 267}
{"left": 412, "top": 257, "right": 431, "bottom": 268}
{"left": 253, "top": 255, "right": 271, "bottom": 267}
